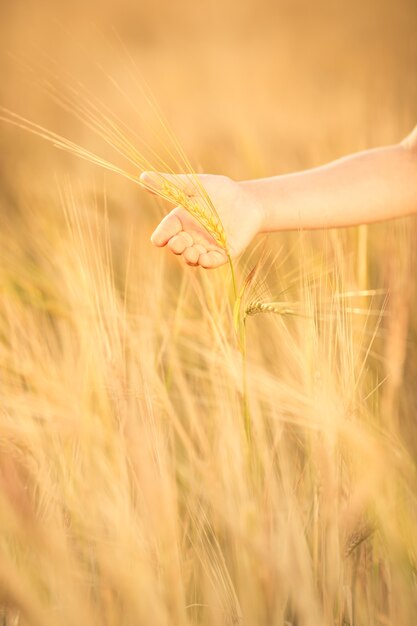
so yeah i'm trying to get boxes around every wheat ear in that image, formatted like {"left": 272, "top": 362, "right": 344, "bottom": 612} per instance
{"left": 245, "top": 301, "right": 303, "bottom": 318}
{"left": 160, "top": 180, "right": 227, "bottom": 249}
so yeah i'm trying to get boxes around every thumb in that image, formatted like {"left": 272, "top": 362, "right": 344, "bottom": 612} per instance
{"left": 139, "top": 171, "right": 163, "bottom": 196}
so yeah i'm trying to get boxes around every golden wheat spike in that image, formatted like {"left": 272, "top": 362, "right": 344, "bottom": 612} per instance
{"left": 160, "top": 180, "right": 227, "bottom": 249}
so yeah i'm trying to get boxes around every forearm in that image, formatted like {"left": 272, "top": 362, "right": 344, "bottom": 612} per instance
{"left": 241, "top": 136, "right": 417, "bottom": 231}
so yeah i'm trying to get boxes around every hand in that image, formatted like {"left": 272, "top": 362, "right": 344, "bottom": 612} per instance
{"left": 139, "top": 172, "right": 266, "bottom": 269}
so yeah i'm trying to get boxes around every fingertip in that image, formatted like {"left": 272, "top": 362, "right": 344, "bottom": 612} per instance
{"left": 139, "top": 171, "right": 154, "bottom": 184}
{"left": 183, "top": 246, "right": 200, "bottom": 266}
{"left": 184, "top": 257, "right": 199, "bottom": 267}
{"left": 198, "top": 250, "right": 227, "bottom": 269}
{"left": 167, "top": 232, "right": 192, "bottom": 255}
{"left": 198, "top": 253, "right": 213, "bottom": 269}
{"left": 139, "top": 171, "right": 160, "bottom": 192}
{"left": 150, "top": 231, "right": 165, "bottom": 247}
{"left": 151, "top": 214, "right": 183, "bottom": 247}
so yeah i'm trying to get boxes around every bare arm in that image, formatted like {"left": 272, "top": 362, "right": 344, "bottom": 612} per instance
{"left": 242, "top": 126, "right": 417, "bottom": 231}
{"left": 142, "top": 126, "right": 417, "bottom": 269}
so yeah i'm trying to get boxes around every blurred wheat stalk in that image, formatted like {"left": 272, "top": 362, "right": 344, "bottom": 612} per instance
{"left": 1, "top": 179, "right": 417, "bottom": 626}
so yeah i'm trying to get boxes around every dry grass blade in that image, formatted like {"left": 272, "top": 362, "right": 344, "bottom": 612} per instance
{"left": 1, "top": 55, "right": 229, "bottom": 253}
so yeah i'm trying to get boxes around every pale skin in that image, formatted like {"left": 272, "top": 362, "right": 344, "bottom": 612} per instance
{"left": 139, "top": 125, "right": 417, "bottom": 269}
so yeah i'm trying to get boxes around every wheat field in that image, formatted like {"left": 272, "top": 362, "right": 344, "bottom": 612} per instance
{"left": 0, "top": 1, "right": 417, "bottom": 625}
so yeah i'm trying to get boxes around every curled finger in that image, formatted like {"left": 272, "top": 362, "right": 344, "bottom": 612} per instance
{"left": 198, "top": 249, "right": 228, "bottom": 269}
{"left": 183, "top": 244, "right": 205, "bottom": 266}
{"left": 167, "top": 231, "right": 193, "bottom": 255}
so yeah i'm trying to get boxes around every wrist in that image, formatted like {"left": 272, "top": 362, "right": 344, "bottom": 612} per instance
{"left": 239, "top": 179, "right": 271, "bottom": 233}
